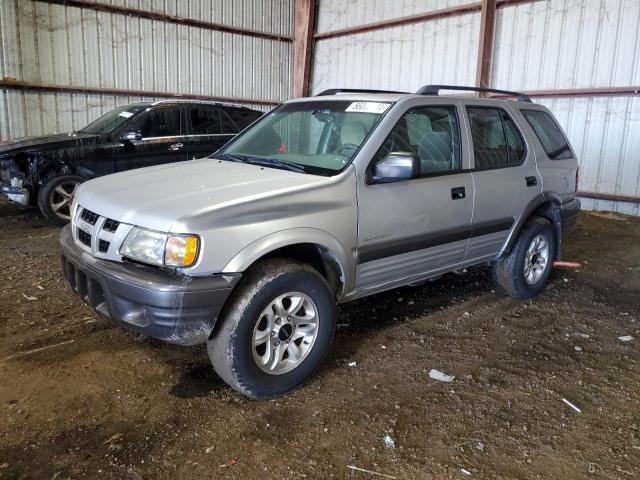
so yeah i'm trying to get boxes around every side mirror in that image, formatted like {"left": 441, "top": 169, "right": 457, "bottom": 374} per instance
{"left": 372, "top": 152, "right": 419, "bottom": 183}
{"left": 120, "top": 130, "right": 142, "bottom": 141}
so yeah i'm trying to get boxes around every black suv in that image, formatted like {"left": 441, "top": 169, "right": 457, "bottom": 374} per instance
{"left": 0, "top": 100, "right": 262, "bottom": 225}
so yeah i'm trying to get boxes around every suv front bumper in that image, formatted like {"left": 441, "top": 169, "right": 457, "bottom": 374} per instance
{"left": 59, "top": 225, "right": 241, "bottom": 346}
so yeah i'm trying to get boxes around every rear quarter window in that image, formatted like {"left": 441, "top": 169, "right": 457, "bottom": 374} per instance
{"left": 521, "top": 110, "right": 573, "bottom": 160}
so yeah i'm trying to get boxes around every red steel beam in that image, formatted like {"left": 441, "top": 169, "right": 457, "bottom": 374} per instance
{"left": 0, "top": 79, "right": 281, "bottom": 107}
{"left": 475, "top": 0, "right": 497, "bottom": 89}
{"left": 314, "top": 0, "right": 539, "bottom": 41}
{"left": 293, "top": 0, "right": 316, "bottom": 98}
{"left": 39, "top": 0, "right": 293, "bottom": 43}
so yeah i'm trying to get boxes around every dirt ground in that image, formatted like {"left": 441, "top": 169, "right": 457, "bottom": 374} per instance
{"left": 0, "top": 199, "right": 638, "bottom": 480}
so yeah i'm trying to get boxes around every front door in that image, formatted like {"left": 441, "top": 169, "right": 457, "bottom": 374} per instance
{"left": 117, "top": 106, "right": 187, "bottom": 171}
{"left": 355, "top": 103, "right": 474, "bottom": 294}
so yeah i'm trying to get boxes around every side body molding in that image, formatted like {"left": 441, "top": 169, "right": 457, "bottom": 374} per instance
{"left": 221, "top": 227, "right": 353, "bottom": 297}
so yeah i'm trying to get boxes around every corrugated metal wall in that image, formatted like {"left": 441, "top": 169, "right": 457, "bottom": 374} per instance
{"left": 311, "top": 0, "right": 640, "bottom": 215}
{"left": 492, "top": 0, "right": 640, "bottom": 215}
{"left": 312, "top": 1, "right": 480, "bottom": 93}
{"left": 0, "top": 0, "right": 292, "bottom": 140}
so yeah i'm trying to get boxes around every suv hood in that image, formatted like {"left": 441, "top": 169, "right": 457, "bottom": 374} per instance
{"left": 0, "top": 132, "right": 100, "bottom": 156}
{"left": 75, "top": 158, "right": 331, "bottom": 232}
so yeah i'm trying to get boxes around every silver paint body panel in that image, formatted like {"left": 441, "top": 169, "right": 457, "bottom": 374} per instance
{"left": 73, "top": 93, "right": 579, "bottom": 302}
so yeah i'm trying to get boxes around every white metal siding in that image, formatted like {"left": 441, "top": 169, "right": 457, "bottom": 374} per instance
{"left": 0, "top": 0, "right": 290, "bottom": 139}
{"left": 316, "top": 0, "right": 473, "bottom": 34}
{"left": 493, "top": 0, "right": 640, "bottom": 214}
{"left": 311, "top": 12, "right": 480, "bottom": 94}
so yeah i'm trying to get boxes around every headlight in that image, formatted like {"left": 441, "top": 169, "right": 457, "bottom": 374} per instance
{"left": 119, "top": 227, "right": 200, "bottom": 268}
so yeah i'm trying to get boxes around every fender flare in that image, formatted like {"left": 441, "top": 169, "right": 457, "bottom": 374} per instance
{"left": 221, "top": 228, "right": 353, "bottom": 295}
{"left": 499, "top": 192, "right": 563, "bottom": 260}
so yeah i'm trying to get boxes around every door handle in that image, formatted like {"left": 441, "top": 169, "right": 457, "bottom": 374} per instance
{"left": 525, "top": 176, "right": 538, "bottom": 187}
{"left": 169, "top": 143, "right": 184, "bottom": 151}
{"left": 451, "top": 187, "right": 466, "bottom": 200}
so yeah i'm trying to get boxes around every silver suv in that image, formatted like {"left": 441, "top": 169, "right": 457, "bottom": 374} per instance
{"left": 60, "top": 85, "right": 580, "bottom": 399}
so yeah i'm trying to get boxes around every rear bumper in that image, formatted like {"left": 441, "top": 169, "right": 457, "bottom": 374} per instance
{"left": 59, "top": 225, "right": 240, "bottom": 346}
{"left": 1, "top": 181, "right": 29, "bottom": 206}
{"left": 561, "top": 198, "right": 581, "bottom": 232}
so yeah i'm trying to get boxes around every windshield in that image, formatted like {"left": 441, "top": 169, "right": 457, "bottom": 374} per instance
{"left": 217, "top": 100, "right": 389, "bottom": 175}
{"left": 79, "top": 105, "right": 148, "bottom": 135}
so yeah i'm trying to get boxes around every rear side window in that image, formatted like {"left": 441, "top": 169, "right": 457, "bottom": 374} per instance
{"left": 522, "top": 109, "right": 573, "bottom": 160}
{"left": 190, "top": 107, "right": 222, "bottom": 135}
{"left": 226, "top": 108, "right": 262, "bottom": 130}
{"left": 467, "top": 107, "right": 526, "bottom": 169}
{"left": 130, "top": 108, "right": 181, "bottom": 138}
{"left": 373, "top": 105, "right": 461, "bottom": 176}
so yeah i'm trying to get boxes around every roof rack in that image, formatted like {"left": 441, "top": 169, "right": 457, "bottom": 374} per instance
{"left": 316, "top": 88, "right": 409, "bottom": 96}
{"left": 416, "top": 84, "right": 532, "bottom": 102}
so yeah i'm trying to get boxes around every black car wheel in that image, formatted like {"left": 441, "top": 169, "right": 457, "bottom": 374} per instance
{"left": 38, "top": 174, "right": 85, "bottom": 226}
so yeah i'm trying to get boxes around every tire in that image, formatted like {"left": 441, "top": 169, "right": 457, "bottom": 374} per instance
{"left": 208, "top": 259, "right": 336, "bottom": 399}
{"left": 492, "top": 217, "right": 556, "bottom": 299}
{"left": 38, "top": 174, "right": 85, "bottom": 226}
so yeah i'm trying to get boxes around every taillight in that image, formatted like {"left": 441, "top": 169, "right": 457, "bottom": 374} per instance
{"left": 575, "top": 167, "right": 579, "bottom": 192}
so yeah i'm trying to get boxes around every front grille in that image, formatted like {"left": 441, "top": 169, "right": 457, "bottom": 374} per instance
{"left": 77, "top": 228, "right": 91, "bottom": 247}
{"left": 80, "top": 208, "right": 99, "bottom": 225}
{"left": 103, "top": 218, "right": 120, "bottom": 233}
{"left": 98, "top": 239, "right": 110, "bottom": 253}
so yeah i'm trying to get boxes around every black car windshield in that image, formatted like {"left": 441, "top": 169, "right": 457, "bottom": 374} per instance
{"left": 217, "top": 100, "right": 390, "bottom": 175}
{"left": 79, "top": 105, "right": 148, "bottom": 135}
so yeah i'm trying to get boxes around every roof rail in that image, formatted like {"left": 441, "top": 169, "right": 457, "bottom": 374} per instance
{"left": 316, "top": 88, "right": 409, "bottom": 96}
{"left": 416, "top": 84, "right": 532, "bottom": 102}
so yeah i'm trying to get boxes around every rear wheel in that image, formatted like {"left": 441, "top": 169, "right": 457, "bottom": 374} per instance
{"left": 38, "top": 174, "right": 84, "bottom": 226}
{"left": 492, "top": 217, "right": 556, "bottom": 299}
{"left": 207, "top": 259, "right": 336, "bottom": 399}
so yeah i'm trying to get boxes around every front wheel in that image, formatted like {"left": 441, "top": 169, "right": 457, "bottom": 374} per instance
{"left": 207, "top": 259, "right": 336, "bottom": 399}
{"left": 492, "top": 217, "right": 556, "bottom": 299}
{"left": 37, "top": 174, "right": 85, "bottom": 226}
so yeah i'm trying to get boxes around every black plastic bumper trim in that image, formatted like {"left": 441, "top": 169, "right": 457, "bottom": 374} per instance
{"left": 59, "top": 225, "right": 240, "bottom": 346}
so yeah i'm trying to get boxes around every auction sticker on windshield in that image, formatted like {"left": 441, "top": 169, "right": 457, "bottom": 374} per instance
{"left": 119, "top": 111, "right": 134, "bottom": 118}
{"left": 345, "top": 102, "right": 390, "bottom": 114}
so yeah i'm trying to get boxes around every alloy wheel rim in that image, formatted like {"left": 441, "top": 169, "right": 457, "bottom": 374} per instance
{"left": 49, "top": 181, "right": 79, "bottom": 221}
{"left": 252, "top": 292, "right": 319, "bottom": 375}
{"left": 523, "top": 234, "right": 549, "bottom": 285}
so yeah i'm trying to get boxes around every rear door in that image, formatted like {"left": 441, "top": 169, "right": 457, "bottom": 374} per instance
{"left": 116, "top": 106, "right": 187, "bottom": 171}
{"left": 184, "top": 105, "right": 236, "bottom": 159}
{"left": 463, "top": 101, "right": 541, "bottom": 260}
{"left": 355, "top": 100, "right": 474, "bottom": 293}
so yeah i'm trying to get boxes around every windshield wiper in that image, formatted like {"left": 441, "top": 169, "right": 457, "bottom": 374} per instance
{"left": 243, "top": 157, "right": 306, "bottom": 173}
{"left": 212, "top": 153, "right": 249, "bottom": 162}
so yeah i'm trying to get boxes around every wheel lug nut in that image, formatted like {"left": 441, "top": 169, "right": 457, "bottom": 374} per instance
{"left": 287, "top": 316, "right": 291, "bottom": 321}
{"left": 270, "top": 331, "right": 276, "bottom": 337}
{"left": 275, "top": 318, "right": 281, "bottom": 325}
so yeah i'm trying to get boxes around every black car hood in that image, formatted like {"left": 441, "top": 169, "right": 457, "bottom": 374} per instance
{"left": 0, "top": 132, "right": 101, "bottom": 156}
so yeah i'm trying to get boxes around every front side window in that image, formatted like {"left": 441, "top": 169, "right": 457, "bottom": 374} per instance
{"left": 522, "top": 109, "right": 573, "bottom": 160}
{"left": 467, "top": 107, "right": 526, "bottom": 169}
{"left": 190, "top": 107, "right": 222, "bottom": 135}
{"left": 129, "top": 108, "right": 181, "bottom": 138}
{"left": 219, "top": 100, "right": 387, "bottom": 175}
{"left": 372, "top": 105, "right": 461, "bottom": 175}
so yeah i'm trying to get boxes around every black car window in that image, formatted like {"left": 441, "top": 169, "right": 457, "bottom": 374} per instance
{"left": 467, "top": 107, "right": 525, "bottom": 169}
{"left": 225, "top": 108, "right": 262, "bottom": 130}
{"left": 190, "top": 107, "right": 222, "bottom": 135}
{"left": 130, "top": 108, "right": 181, "bottom": 138}
{"left": 80, "top": 105, "right": 147, "bottom": 135}
{"left": 373, "top": 105, "right": 461, "bottom": 176}
{"left": 219, "top": 110, "right": 238, "bottom": 134}
{"left": 522, "top": 109, "right": 573, "bottom": 160}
